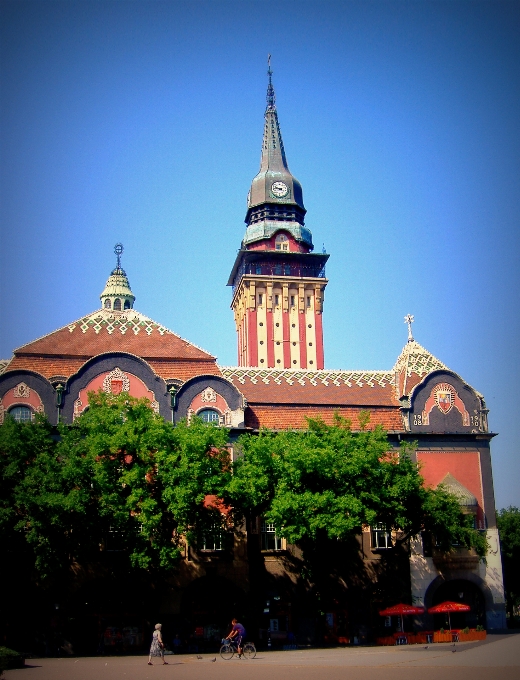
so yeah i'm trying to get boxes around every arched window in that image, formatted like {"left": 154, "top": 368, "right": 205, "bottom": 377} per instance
{"left": 104, "top": 299, "right": 111, "bottom": 309}
{"left": 113, "top": 298, "right": 122, "bottom": 311}
{"left": 9, "top": 406, "right": 33, "bottom": 423}
{"left": 198, "top": 409, "right": 220, "bottom": 424}
{"left": 124, "top": 299, "right": 131, "bottom": 310}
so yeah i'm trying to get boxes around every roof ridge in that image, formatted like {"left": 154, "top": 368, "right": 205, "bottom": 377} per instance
{"left": 219, "top": 366, "right": 395, "bottom": 387}
{"left": 14, "top": 308, "right": 216, "bottom": 359}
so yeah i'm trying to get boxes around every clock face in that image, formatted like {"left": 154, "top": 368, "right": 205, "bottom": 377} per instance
{"left": 271, "top": 181, "right": 288, "bottom": 197}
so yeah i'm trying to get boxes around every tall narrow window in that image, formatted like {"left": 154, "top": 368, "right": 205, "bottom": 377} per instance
{"left": 371, "top": 524, "right": 392, "bottom": 550}
{"left": 290, "top": 295, "right": 295, "bottom": 306}
{"left": 274, "top": 294, "right": 279, "bottom": 306}
{"left": 124, "top": 299, "right": 131, "bottom": 310}
{"left": 261, "top": 520, "right": 283, "bottom": 551}
{"left": 104, "top": 299, "right": 111, "bottom": 309}
{"left": 113, "top": 298, "right": 122, "bottom": 311}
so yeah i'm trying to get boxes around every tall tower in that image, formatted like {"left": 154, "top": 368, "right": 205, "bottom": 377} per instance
{"left": 228, "top": 60, "right": 328, "bottom": 369}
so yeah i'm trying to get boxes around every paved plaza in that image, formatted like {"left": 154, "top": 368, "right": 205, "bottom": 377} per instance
{"left": 4, "top": 635, "right": 520, "bottom": 680}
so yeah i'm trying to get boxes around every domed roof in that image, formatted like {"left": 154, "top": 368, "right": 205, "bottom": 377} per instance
{"left": 99, "top": 244, "right": 135, "bottom": 310}
{"left": 100, "top": 267, "right": 135, "bottom": 301}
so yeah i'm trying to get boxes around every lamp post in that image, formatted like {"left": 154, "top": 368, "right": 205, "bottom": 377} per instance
{"left": 169, "top": 385, "right": 178, "bottom": 424}
{"left": 55, "top": 383, "right": 64, "bottom": 423}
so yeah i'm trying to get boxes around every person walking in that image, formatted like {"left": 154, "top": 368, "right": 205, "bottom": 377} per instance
{"left": 148, "top": 623, "right": 168, "bottom": 665}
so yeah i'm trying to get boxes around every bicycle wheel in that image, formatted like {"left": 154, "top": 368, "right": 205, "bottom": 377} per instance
{"left": 220, "top": 643, "right": 234, "bottom": 660}
{"left": 243, "top": 642, "right": 256, "bottom": 659}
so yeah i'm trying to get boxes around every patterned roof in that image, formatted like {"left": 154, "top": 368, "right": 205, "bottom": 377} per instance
{"left": 438, "top": 472, "right": 478, "bottom": 507}
{"left": 393, "top": 340, "right": 447, "bottom": 377}
{"left": 219, "top": 367, "right": 399, "bottom": 406}
{"left": 5, "top": 309, "right": 218, "bottom": 382}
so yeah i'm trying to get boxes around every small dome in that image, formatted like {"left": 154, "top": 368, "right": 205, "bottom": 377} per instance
{"left": 99, "top": 245, "right": 135, "bottom": 311}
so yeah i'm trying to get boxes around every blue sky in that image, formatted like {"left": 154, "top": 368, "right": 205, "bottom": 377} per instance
{"left": 1, "top": 0, "right": 519, "bottom": 509}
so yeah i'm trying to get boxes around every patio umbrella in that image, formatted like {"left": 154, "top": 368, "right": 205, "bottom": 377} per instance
{"left": 379, "top": 603, "right": 425, "bottom": 634}
{"left": 428, "top": 601, "right": 470, "bottom": 631}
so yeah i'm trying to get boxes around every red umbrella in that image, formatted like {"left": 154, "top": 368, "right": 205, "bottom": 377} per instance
{"left": 379, "top": 603, "right": 425, "bottom": 634}
{"left": 428, "top": 601, "right": 470, "bottom": 631}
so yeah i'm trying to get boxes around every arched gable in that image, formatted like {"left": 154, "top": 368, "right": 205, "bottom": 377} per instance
{"left": 174, "top": 375, "right": 246, "bottom": 428}
{"left": 0, "top": 370, "right": 57, "bottom": 425}
{"left": 407, "top": 370, "right": 486, "bottom": 434}
{"left": 62, "top": 352, "right": 170, "bottom": 423}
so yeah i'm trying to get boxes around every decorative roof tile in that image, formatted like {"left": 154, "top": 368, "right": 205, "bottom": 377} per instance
{"left": 438, "top": 472, "right": 478, "bottom": 507}
{"left": 14, "top": 308, "right": 216, "bottom": 361}
{"left": 220, "top": 367, "right": 400, "bottom": 407}
{"left": 393, "top": 340, "right": 448, "bottom": 378}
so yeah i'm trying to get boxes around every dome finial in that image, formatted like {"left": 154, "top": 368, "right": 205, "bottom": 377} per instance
{"left": 266, "top": 54, "right": 275, "bottom": 110}
{"left": 114, "top": 242, "right": 123, "bottom": 270}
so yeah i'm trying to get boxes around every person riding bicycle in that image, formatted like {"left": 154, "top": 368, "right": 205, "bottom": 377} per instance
{"left": 225, "top": 618, "right": 246, "bottom": 657}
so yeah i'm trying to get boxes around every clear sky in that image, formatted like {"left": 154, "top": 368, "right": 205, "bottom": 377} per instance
{"left": 1, "top": 1, "right": 519, "bottom": 509}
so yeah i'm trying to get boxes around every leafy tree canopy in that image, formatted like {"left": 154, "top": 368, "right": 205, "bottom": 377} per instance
{"left": 226, "top": 413, "right": 487, "bottom": 556}
{"left": 497, "top": 506, "right": 520, "bottom": 616}
{"left": 0, "top": 392, "right": 231, "bottom": 577}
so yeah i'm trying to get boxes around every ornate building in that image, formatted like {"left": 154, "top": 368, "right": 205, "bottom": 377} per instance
{"left": 0, "top": 63, "right": 506, "bottom": 644}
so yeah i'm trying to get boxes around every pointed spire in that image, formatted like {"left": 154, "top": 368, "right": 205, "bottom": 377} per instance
{"left": 266, "top": 54, "right": 275, "bottom": 110}
{"left": 243, "top": 56, "right": 310, "bottom": 249}
{"left": 99, "top": 243, "right": 135, "bottom": 311}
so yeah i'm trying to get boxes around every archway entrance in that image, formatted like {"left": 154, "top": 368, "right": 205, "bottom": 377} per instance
{"left": 432, "top": 579, "right": 486, "bottom": 629}
{"left": 180, "top": 575, "right": 248, "bottom": 647}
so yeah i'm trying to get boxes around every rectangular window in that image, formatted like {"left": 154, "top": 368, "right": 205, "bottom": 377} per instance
{"left": 255, "top": 265, "right": 262, "bottom": 275}
{"left": 274, "top": 294, "right": 279, "bottom": 306}
{"left": 371, "top": 524, "right": 392, "bottom": 550}
{"left": 284, "top": 265, "right": 291, "bottom": 275}
{"left": 306, "top": 296, "right": 312, "bottom": 307}
{"left": 258, "top": 293, "right": 263, "bottom": 305}
{"left": 200, "top": 527, "right": 225, "bottom": 551}
{"left": 290, "top": 295, "right": 295, "bottom": 306}
{"left": 261, "top": 520, "right": 283, "bottom": 551}
{"left": 274, "top": 264, "right": 282, "bottom": 275}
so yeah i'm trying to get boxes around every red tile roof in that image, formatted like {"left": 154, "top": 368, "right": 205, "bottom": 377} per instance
{"left": 220, "top": 368, "right": 400, "bottom": 407}
{"left": 246, "top": 405, "right": 403, "bottom": 430}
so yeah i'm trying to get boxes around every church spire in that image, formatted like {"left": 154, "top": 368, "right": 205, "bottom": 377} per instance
{"left": 266, "top": 54, "right": 275, "bottom": 110}
{"left": 99, "top": 243, "right": 135, "bottom": 312}
{"left": 244, "top": 56, "right": 311, "bottom": 249}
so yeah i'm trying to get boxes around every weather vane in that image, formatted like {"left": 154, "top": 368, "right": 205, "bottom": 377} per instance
{"left": 114, "top": 243, "right": 123, "bottom": 270}
{"left": 266, "top": 54, "right": 275, "bottom": 109}
{"left": 404, "top": 314, "right": 414, "bottom": 342}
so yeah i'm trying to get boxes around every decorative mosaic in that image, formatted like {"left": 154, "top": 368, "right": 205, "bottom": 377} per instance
{"left": 392, "top": 340, "right": 447, "bottom": 378}
{"left": 68, "top": 309, "right": 169, "bottom": 337}
{"left": 201, "top": 387, "right": 217, "bottom": 403}
{"left": 103, "top": 367, "right": 130, "bottom": 395}
{"left": 219, "top": 367, "right": 395, "bottom": 388}
{"left": 13, "top": 382, "right": 30, "bottom": 398}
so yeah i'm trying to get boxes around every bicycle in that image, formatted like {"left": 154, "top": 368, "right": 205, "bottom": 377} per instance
{"left": 219, "top": 638, "right": 256, "bottom": 660}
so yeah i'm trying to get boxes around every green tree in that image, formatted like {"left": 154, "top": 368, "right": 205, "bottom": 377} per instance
{"left": 0, "top": 391, "right": 231, "bottom": 577}
{"left": 497, "top": 506, "right": 520, "bottom": 620}
{"left": 226, "top": 413, "right": 487, "bottom": 556}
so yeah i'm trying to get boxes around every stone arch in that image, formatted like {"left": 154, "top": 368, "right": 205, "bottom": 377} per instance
{"left": 62, "top": 352, "right": 170, "bottom": 423}
{"left": 424, "top": 573, "right": 492, "bottom": 629}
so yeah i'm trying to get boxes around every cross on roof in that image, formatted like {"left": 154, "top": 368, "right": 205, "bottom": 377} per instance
{"left": 404, "top": 314, "right": 414, "bottom": 342}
